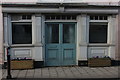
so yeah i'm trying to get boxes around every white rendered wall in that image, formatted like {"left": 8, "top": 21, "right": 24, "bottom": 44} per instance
{"left": 0, "top": 5, "right": 3, "bottom": 64}
{"left": 0, "top": 3, "right": 2, "bottom": 79}
{"left": 32, "top": 14, "right": 44, "bottom": 61}
{"left": 108, "top": 15, "right": 117, "bottom": 59}
{"left": 76, "top": 14, "right": 88, "bottom": 62}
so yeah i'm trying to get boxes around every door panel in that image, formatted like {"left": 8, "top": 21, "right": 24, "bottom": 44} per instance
{"left": 46, "top": 45, "right": 60, "bottom": 66}
{"left": 45, "top": 23, "right": 76, "bottom": 66}
{"left": 62, "top": 44, "right": 76, "bottom": 65}
{"left": 45, "top": 23, "right": 60, "bottom": 66}
{"left": 62, "top": 23, "right": 76, "bottom": 65}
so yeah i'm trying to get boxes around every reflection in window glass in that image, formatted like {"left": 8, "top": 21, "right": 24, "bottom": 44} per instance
{"left": 63, "top": 24, "right": 75, "bottom": 43}
{"left": 89, "top": 24, "right": 107, "bottom": 43}
{"left": 12, "top": 23, "right": 32, "bottom": 44}
{"left": 47, "top": 24, "right": 59, "bottom": 43}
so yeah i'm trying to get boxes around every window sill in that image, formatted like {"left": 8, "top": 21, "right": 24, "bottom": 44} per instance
{"left": 10, "top": 43, "right": 43, "bottom": 48}
{"left": 88, "top": 44, "right": 115, "bottom": 47}
{"left": 11, "top": 44, "right": 34, "bottom": 47}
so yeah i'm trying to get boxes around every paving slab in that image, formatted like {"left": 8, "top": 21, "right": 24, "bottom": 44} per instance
{"left": 1, "top": 66, "right": 120, "bottom": 79}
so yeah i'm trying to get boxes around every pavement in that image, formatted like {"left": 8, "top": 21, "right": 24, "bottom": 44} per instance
{"left": 1, "top": 66, "right": 120, "bottom": 80}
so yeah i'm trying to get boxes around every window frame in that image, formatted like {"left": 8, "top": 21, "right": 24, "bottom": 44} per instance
{"left": 89, "top": 16, "right": 108, "bottom": 44}
{"left": 10, "top": 16, "right": 33, "bottom": 45}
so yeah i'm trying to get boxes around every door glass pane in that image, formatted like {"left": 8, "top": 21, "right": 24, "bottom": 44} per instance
{"left": 47, "top": 24, "right": 59, "bottom": 43}
{"left": 63, "top": 24, "right": 75, "bottom": 43}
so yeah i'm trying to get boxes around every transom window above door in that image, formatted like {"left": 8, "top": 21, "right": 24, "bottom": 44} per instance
{"left": 45, "top": 15, "right": 76, "bottom": 20}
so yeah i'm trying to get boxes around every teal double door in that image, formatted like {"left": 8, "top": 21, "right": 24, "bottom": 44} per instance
{"left": 45, "top": 23, "right": 76, "bottom": 66}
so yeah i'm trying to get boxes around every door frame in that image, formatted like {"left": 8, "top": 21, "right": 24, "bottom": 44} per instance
{"left": 45, "top": 22, "right": 77, "bottom": 66}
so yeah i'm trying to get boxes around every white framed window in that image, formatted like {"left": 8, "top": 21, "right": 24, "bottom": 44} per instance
{"left": 89, "top": 15, "right": 108, "bottom": 43}
{"left": 11, "top": 14, "right": 32, "bottom": 44}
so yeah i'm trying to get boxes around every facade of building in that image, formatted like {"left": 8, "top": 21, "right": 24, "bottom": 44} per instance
{"left": 1, "top": 1, "right": 120, "bottom": 67}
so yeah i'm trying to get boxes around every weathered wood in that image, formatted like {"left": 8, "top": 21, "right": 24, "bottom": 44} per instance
{"left": 11, "top": 60, "right": 34, "bottom": 70}
{"left": 88, "top": 58, "right": 111, "bottom": 67}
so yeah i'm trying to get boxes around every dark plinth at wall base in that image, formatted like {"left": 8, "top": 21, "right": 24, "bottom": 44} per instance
{"left": 111, "top": 60, "right": 120, "bottom": 66}
{"left": 2, "top": 62, "right": 7, "bottom": 69}
{"left": 78, "top": 60, "right": 88, "bottom": 66}
{"left": 2, "top": 60, "right": 120, "bottom": 69}
{"left": 34, "top": 61, "right": 44, "bottom": 68}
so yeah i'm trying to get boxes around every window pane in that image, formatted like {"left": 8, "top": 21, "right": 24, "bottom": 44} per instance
{"left": 47, "top": 24, "right": 59, "bottom": 43}
{"left": 63, "top": 24, "right": 75, "bottom": 43}
{"left": 89, "top": 24, "right": 107, "bottom": 43}
{"left": 12, "top": 23, "right": 32, "bottom": 44}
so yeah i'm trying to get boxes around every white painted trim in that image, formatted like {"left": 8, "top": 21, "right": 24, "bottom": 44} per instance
{"left": 66, "top": 9, "right": 118, "bottom": 14}
{"left": 11, "top": 20, "right": 32, "bottom": 22}
{"left": 41, "top": 15, "right": 45, "bottom": 62}
{"left": 90, "top": 20, "right": 108, "bottom": 23}
{"left": 32, "top": 15, "right": 36, "bottom": 44}
{"left": 45, "top": 20, "right": 77, "bottom": 22}
{"left": 2, "top": 7, "right": 118, "bottom": 14}
{"left": 76, "top": 14, "right": 88, "bottom": 61}
{"left": 10, "top": 15, "right": 33, "bottom": 45}
{"left": 86, "top": 15, "right": 89, "bottom": 44}
{"left": 3, "top": 14, "right": 9, "bottom": 47}
{"left": 0, "top": 5, "right": 3, "bottom": 64}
